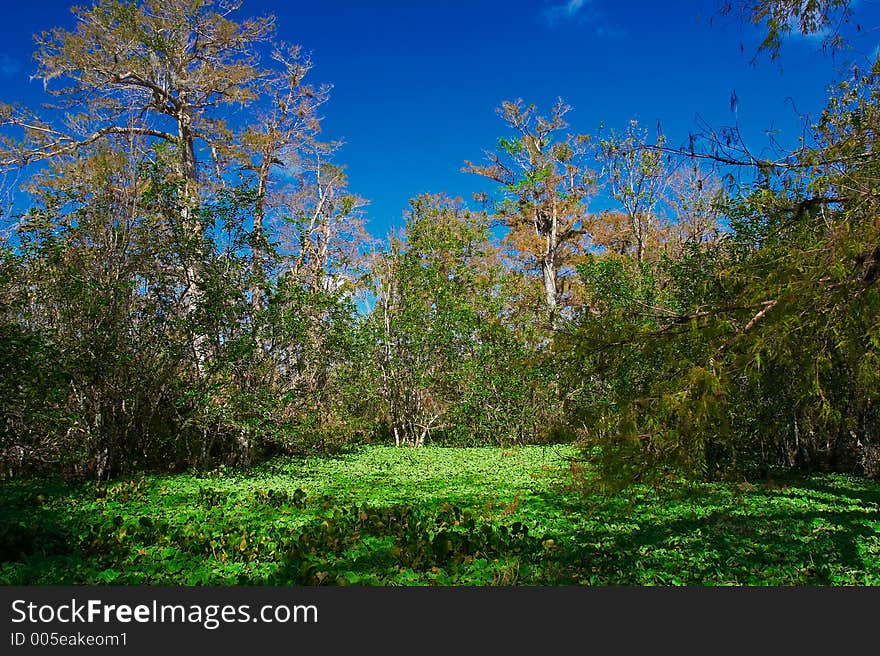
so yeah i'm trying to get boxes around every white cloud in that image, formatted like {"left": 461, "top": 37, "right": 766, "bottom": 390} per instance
{"left": 543, "top": 0, "right": 624, "bottom": 37}
{"left": 544, "top": 0, "right": 591, "bottom": 24}
{"left": 562, "top": 0, "right": 587, "bottom": 16}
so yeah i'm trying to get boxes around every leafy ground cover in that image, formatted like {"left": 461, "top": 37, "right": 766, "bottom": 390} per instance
{"left": 2, "top": 445, "right": 879, "bottom": 585}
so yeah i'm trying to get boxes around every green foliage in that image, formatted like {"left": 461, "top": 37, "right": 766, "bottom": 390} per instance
{"left": 274, "top": 502, "right": 541, "bottom": 585}
{"left": 0, "top": 141, "right": 368, "bottom": 479}
{"left": 4, "top": 2, "right": 880, "bottom": 587}
{"left": 0, "top": 0, "right": 367, "bottom": 479}
{"left": 2, "top": 446, "right": 878, "bottom": 585}
{"left": 366, "top": 193, "right": 554, "bottom": 447}
{"left": 563, "top": 60, "right": 880, "bottom": 487}
{"left": 722, "top": 0, "right": 854, "bottom": 61}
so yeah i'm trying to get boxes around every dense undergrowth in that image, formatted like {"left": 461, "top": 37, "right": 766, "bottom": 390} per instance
{"left": 2, "top": 445, "right": 879, "bottom": 585}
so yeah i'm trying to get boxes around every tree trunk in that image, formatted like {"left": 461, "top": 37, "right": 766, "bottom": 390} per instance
{"left": 543, "top": 204, "right": 559, "bottom": 318}
{"left": 177, "top": 114, "right": 207, "bottom": 367}
{"left": 252, "top": 162, "right": 269, "bottom": 316}
{"left": 542, "top": 256, "right": 557, "bottom": 315}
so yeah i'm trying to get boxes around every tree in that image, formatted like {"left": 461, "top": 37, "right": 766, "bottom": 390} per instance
{"left": 663, "top": 164, "right": 725, "bottom": 249}
{"left": 363, "top": 193, "right": 563, "bottom": 448}
{"left": 721, "top": 0, "right": 855, "bottom": 61}
{"left": 555, "top": 0, "right": 880, "bottom": 486}
{"left": 465, "top": 99, "right": 594, "bottom": 321}
{"left": 563, "top": 55, "right": 880, "bottom": 486}
{"left": 595, "top": 119, "right": 669, "bottom": 263}
{"left": 0, "top": 0, "right": 371, "bottom": 477}
{"left": 0, "top": 142, "right": 210, "bottom": 478}
{"left": 369, "top": 195, "right": 483, "bottom": 446}
{"left": 235, "top": 45, "right": 329, "bottom": 314}
{"left": 592, "top": 122, "right": 723, "bottom": 260}
{"left": 0, "top": 0, "right": 280, "bottom": 362}
{"left": 256, "top": 147, "right": 368, "bottom": 453}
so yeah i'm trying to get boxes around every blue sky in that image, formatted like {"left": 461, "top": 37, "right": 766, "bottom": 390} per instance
{"left": 2, "top": 1, "right": 879, "bottom": 237}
